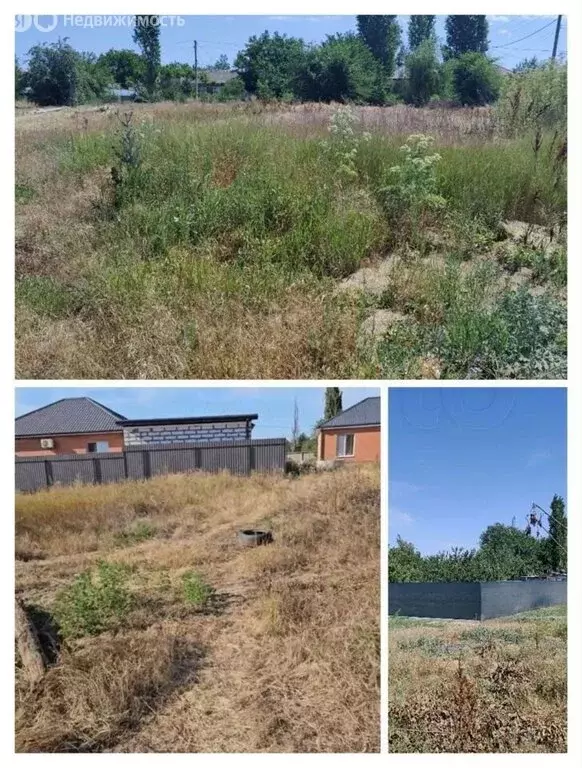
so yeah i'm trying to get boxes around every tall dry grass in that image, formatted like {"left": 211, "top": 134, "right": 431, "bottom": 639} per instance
{"left": 388, "top": 612, "right": 567, "bottom": 753}
{"left": 15, "top": 466, "right": 380, "bottom": 752}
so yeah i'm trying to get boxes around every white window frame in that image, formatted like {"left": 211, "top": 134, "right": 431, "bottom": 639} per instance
{"left": 336, "top": 433, "right": 355, "bottom": 458}
{"left": 87, "top": 440, "right": 110, "bottom": 453}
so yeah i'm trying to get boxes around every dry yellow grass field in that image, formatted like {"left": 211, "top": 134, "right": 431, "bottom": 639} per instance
{"left": 389, "top": 610, "right": 567, "bottom": 753}
{"left": 15, "top": 465, "right": 380, "bottom": 753}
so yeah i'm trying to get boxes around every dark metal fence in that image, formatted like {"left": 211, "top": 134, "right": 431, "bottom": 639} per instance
{"left": 15, "top": 438, "right": 286, "bottom": 493}
{"left": 389, "top": 579, "right": 567, "bottom": 620}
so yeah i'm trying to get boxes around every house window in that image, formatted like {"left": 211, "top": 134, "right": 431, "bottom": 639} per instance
{"left": 87, "top": 441, "right": 110, "bottom": 453}
{"left": 337, "top": 433, "right": 355, "bottom": 458}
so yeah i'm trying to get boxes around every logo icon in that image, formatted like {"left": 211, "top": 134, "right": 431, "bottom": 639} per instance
{"left": 15, "top": 15, "right": 33, "bottom": 32}
{"left": 15, "top": 15, "right": 58, "bottom": 33}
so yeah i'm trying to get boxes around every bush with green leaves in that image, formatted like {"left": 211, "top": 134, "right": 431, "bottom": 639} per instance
{"left": 53, "top": 560, "right": 133, "bottom": 639}
{"left": 182, "top": 571, "right": 214, "bottom": 607}
{"left": 496, "top": 62, "right": 567, "bottom": 137}
{"left": 378, "top": 133, "right": 446, "bottom": 238}
{"left": 446, "top": 52, "right": 501, "bottom": 106}
{"left": 405, "top": 39, "right": 442, "bottom": 106}
{"left": 296, "top": 33, "right": 382, "bottom": 104}
{"left": 389, "top": 517, "right": 562, "bottom": 583}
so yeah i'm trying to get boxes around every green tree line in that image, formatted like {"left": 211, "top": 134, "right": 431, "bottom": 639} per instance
{"left": 16, "top": 14, "right": 559, "bottom": 109}
{"left": 389, "top": 495, "right": 567, "bottom": 582}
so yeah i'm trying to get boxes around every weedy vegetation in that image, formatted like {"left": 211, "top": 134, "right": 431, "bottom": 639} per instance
{"left": 389, "top": 606, "right": 567, "bottom": 753}
{"left": 15, "top": 466, "right": 380, "bottom": 753}
{"left": 15, "top": 71, "right": 566, "bottom": 379}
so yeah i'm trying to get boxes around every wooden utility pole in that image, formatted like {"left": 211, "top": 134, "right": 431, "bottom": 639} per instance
{"left": 551, "top": 15, "right": 562, "bottom": 61}
{"left": 194, "top": 40, "right": 199, "bottom": 99}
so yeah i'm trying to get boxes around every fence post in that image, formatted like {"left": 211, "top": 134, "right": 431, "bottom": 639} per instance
{"left": 43, "top": 460, "right": 53, "bottom": 489}
{"left": 122, "top": 451, "right": 128, "bottom": 479}
{"left": 141, "top": 449, "right": 151, "bottom": 479}
{"left": 92, "top": 457, "right": 102, "bottom": 485}
{"left": 249, "top": 442, "right": 256, "bottom": 473}
{"left": 195, "top": 446, "right": 202, "bottom": 470}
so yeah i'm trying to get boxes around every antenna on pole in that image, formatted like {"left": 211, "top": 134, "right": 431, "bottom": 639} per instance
{"left": 551, "top": 15, "right": 562, "bottom": 61}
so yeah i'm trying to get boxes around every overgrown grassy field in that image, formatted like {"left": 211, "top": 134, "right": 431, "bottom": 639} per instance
{"left": 15, "top": 465, "right": 380, "bottom": 753}
{"left": 389, "top": 607, "right": 567, "bottom": 753}
{"left": 15, "top": 101, "right": 566, "bottom": 379}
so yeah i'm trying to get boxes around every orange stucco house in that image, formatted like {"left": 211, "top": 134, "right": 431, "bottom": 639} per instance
{"left": 15, "top": 398, "right": 126, "bottom": 457}
{"left": 16, "top": 397, "right": 260, "bottom": 458}
{"left": 317, "top": 396, "right": 380, "bottom": 463}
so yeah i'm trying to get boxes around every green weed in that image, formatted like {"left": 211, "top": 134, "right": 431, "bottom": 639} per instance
{"left": 113, "top": 521, "right": 157, "bottom": 547}
{"left": 181, "top": 571, "right": 214, "bottom": 607}
{"left": 53, "top": 560, "right": 133, "bottom": 639}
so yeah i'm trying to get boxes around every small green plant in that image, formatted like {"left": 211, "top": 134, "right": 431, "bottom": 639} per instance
{"left": 497, "top": 244, "right": 566, "bottom": 288}
{"left": 111, "top": 110, "right": 142, "bottom": 208}
{"left": 378, "top": 134, "right": 446, "bottom": 244}
{"left": 321, "top": 105, "right": 370, "bottom": 184}
{"left": 15, "top": 183, "right": 36, "bottom": 203}
{"left": 113, "top": 521, "right": 157, "bottom": 547}
{"left": 53, "top": 560, "right": 133, "bottom": 639}
{"left": 182, "top": 571, "right": 214, "bottom": 607}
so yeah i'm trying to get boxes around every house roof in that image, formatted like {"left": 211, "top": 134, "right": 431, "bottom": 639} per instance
{"left": 15, "top": 398, "right": 126, "bottom": 437}
{"left": 319, "top": 397, "right": 381, "bottom": 430}
{"left": 204, "top": 69, "right": 238, "bottom": 85}
{"left": 119, "top": 414, "right": 258, "bottom": 427}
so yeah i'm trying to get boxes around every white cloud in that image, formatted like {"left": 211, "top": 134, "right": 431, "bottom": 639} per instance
{"left": 526, "top": 449, "right": 551, "bottom": 468}
{"left": 392, "top": 509, "right": 415, "bottom": 525}
{"left": 490, "top": 16, "right": 510, "bottom": 23}
{"left": 499, "top": 28, "right": 511, "bottom": 37}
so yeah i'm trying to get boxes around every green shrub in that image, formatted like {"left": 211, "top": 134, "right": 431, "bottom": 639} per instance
{"left": 182, "top": 571, "right": 214, "bottom": 606}
{"left": 53, "top": 560, "right": 133, "bottom": 639}
{"left": 496, "top": 62, "right": 567, "bottom": 137}
{"left": 448, "top": 52, "right": 501, "bottom": 106}
{"left": 405, "top": 39, "right": 441, "bottom": 106}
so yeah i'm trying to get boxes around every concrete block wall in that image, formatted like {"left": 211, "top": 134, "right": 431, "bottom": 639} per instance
{"left": 123, "top": 421, "right": 249, "bottom": 446}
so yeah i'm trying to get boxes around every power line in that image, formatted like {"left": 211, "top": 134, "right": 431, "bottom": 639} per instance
{"left": 492, "top": 17, "right": 557, "bottom": 48}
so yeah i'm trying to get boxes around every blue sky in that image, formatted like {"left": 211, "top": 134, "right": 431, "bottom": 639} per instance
{"left": 15, "top": 15, "right": 567, "bottom": 70}
{"left": 15, "top": 387, "right": 378, "bottom": 440}
{"left": 389, "top": 388, "right": 567, "bottom": 555}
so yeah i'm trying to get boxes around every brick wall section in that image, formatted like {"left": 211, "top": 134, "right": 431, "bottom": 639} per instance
{"left": 15, "top": 432, "right": 124, "bottom": 457}
{"left": 320, "top": 426, "right": 380, "bottom": 463}
{"left": 123, "top": 421, "right": 250, "bottom": 446}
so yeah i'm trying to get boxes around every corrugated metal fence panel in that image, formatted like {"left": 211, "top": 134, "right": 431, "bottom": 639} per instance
{"left": 389, "top": 582, "right": 482, "bottom": 620}
{"left": 15, "top": 459, "right": 47, "bottom": 493}
{"left": 49, "top": 454, "right": 96, "bottom": 486}
{"left": 389, "top": 580, "right": 568, "bottom": 620}
{"left": 480, "top": 580, "right": 567, "bottom": 619}
{"left": 98, "top": 454, "right": 127, "bottom": 484}
{"left": 254, "top": 439, "right": 287, "bottom": 471}
{"left": 15, "top": 438, "right": 286, "bottom": 493}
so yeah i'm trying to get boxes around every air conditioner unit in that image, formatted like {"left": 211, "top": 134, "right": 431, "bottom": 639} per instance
{"left": 40, "top": 438, "right": 54, "bottom": 449}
